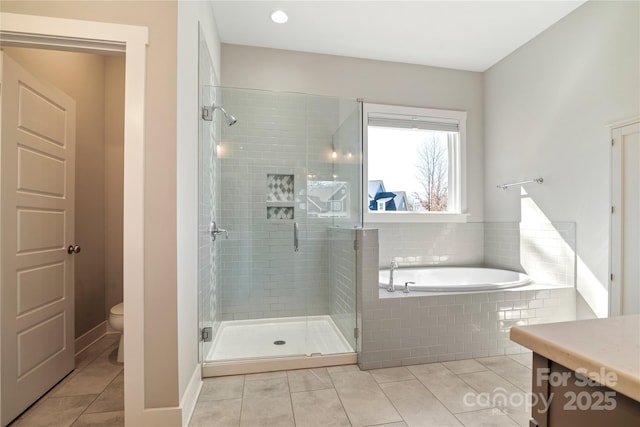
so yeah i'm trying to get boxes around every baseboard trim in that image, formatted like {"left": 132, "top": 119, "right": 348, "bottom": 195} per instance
{"left": 133, "top": 365, "right": 202, "bottom": 427}
{"left": 140, "top": 407, "right": 182, "bottom": 427}
{"left": 75, "top": 321, "right": 107, "bottom": 355}
{"left": 181, "top": 365, "right": 203, "bottom": 427}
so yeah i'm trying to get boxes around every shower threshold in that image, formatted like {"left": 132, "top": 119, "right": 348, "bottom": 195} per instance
{"left": 203, "top": 315, "right": 357, "bottom": 377}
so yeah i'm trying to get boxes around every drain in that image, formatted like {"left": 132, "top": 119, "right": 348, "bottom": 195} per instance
{"left": 273, "top": 340, "right": 286, "bottom": 345}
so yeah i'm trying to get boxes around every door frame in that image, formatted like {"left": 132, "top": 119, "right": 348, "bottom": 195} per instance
{"left": 0, "top": 12, "right": 147, "bottom": 426}
{"left": 609, "top": 116, "right": 640, "bottom": 317}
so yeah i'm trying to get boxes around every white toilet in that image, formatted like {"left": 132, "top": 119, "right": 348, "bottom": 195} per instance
{"left": 108, "top": 302, "right": 124, "bottom": 363}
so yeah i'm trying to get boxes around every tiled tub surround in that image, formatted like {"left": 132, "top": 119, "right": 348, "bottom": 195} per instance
{"left": 373, "top": 222, "right": 485, "bottom": 268}
{"left": 356, "top": 229, "right": 576, "bottom": 370}
{"left": 372, "top": 221, "right": 576, "bottom": 289}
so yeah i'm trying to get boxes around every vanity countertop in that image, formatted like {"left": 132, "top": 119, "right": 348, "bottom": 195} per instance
{"left": 510, "top": 314, "right": 640, "bottom": 402}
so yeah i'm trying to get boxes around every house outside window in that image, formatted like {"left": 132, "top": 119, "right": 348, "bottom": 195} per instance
{"left": 364, "top": 103, "right": 468, "bottom": 223}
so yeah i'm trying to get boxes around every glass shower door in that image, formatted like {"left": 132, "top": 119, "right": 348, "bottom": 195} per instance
{"left": 215, "top": 88, "right": 311, "bottom": 361}
{"left": 199, "top": 86, "right": 361, "bottom": 366}
{"left": 302, "top": 96, "right": 361, "bottom": 357}
{"left": 198, "top": 30, "right": 221, "bottom": 364}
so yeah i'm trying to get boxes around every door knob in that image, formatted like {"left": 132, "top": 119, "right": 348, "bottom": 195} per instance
{"left": 67, "top": 245, "right": 81, "bottom": 254}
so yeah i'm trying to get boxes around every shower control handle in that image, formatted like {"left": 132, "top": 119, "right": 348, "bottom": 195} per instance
{"left": 294, "top": 222, "right": 299, "bottom": 252}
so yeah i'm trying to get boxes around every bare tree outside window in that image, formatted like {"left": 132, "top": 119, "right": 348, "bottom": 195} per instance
{"left": 366, "top": 104, "right": 465, "bottom": 217}
{"left": 413, "top": 134, "right": 448, "bottom": 211}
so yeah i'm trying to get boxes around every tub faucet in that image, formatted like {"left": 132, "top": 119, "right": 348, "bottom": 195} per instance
{"left": 403, "top": 281, "right": 415, "bottom": 293}
{"left": 387, "top": 260, "right": 399, "bottom": 292}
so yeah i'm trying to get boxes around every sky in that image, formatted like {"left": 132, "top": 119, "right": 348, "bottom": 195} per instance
{"left": 367, "top": 127, "right": 448, "bottom": 203}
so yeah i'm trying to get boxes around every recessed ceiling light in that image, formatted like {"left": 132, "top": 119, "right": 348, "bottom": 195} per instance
{"left": 270, "top": 10, "right": 288, "bottom": 24}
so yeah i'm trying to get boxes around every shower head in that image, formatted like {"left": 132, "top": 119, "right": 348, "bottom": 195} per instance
{"left": 214, "top": 105, "right": 237, "bottom": 126}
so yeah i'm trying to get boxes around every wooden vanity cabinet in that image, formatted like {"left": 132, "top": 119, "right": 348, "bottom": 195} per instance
{"left": 529, "top": 353, "right": 640, "bottom": 427}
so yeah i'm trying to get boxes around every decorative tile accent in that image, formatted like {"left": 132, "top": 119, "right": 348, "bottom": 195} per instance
{"left": 267, "top": 174, "right": 294, "bottom": 202}
{"left": 267, "top": 207, "right": 294, "bottom": 220}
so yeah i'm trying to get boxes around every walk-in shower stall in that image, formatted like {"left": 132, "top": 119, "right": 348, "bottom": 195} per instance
{"left": 198, "top": 80, "right": 362, "bottom": 374}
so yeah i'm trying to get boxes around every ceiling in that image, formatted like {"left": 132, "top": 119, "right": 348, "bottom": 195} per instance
{"left": 211, "top": 1, "right": 586, "bottom": 72}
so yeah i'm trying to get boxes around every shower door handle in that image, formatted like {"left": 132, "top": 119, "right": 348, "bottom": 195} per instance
{"left": 210, "top": 221, "right": 228, "bottom": 241}
{"left": 293, "top": 222, "right": 299, "bottom": 252}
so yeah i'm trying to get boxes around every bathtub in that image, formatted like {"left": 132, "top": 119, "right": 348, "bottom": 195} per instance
{"left": 379, "top": 267, "right": 532, "bottom": 292}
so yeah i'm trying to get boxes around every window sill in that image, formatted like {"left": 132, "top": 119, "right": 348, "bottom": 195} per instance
{"left": 364, "top": 212, "right": 470, "bottom": 224}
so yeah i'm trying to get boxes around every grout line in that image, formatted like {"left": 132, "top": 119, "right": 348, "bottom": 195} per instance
{"left": 413, "top": 363, "right": 485, "bottom": 415}
{"left": 455, "top": 362, "right": 531, "bottom": 426}
{"left": 474, "top": 359, "right": 532, "bottom": 393}
{"left": 79, "top": 371, "right": 124, "bottom": 416}
{"left": 73, "top": 393, "right": 102, "bottom": 425}
{"left": 452, "top": 407, "right": 519, "bottom": 427}
{"left": 327, "top": 368, "right": 358, "bottom": 427}
{"left": 286, "top": 370, "right": 299, "bottom": 427}
{"left": 12, "top": 336, "right": 120, "bottom": 426}
{"left": 200, "top": 358, "right": 533, "bottom": 427}
{"left": 237, "top": 375, "right": 246, "bottom": 427}
{"left": 377, "top": 377, "right": 414, "bottom": 425}
{"left": 507, "top": 353, "right": 533, "bottom": 369}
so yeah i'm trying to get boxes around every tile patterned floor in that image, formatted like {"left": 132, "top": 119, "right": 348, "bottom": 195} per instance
{"left": 11, "top": 335, "right": 534, "bottom": 427}
{"left": 10, "top": 334, "right": 124, "bottom": 427}
{"left": 190, "top": 353, "right": 534, "bottom": 427}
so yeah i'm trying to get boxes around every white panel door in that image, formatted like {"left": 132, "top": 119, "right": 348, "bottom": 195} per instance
{"left": 611, "top": 121, "right": 640, "bottom": 316}
{"left": 0, "top": 52, "right": 77, "bottom": 426}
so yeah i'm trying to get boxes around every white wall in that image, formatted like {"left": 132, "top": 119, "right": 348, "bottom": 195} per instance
{"left": 176, "top": 0, "right": 221, "bottom": 415}
{"left": 484, "top": 0, "right": 640, "bottom": 318}
{"left": 221, "top": 45, "right": 485, "bottom": 221}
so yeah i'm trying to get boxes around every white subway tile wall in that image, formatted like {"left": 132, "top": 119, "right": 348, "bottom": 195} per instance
{"left": 356, "top": 229, "right": 380, "bottom": 355}
{"left": 371, "top": 222, "right": 485, "bottom": 268}
{"left": 484, "top": 222, "right": 576, "bottom": 286}
{"left": 217, "top": 90, "right": 358, "bottom": 322}
{"left": 329, "top": 228, "right": 358, "bottom": 351}
{"left": 372, "top": 221, "right": 576, "bottom": 287}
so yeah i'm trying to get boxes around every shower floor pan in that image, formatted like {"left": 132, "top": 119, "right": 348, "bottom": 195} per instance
{"left": 203, "top": 315, "right": 356, "bottom": 376}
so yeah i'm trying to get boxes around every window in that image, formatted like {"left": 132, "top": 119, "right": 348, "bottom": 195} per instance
{"left": 363, "top": 103, "right": 467, "bottom": 222}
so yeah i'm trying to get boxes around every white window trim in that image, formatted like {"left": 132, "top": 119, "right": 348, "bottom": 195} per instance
{"left": 363, "top": 102, "right": 468, "bottom": 223}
